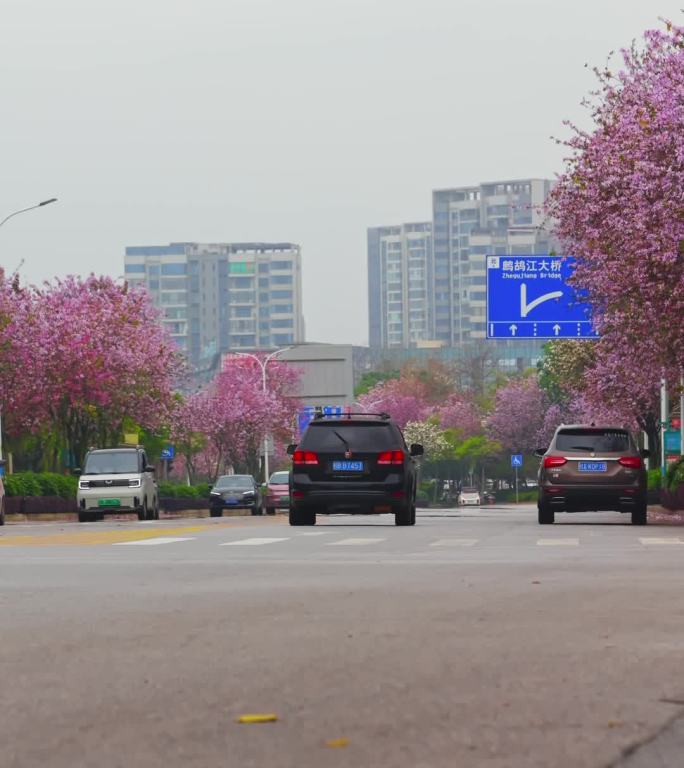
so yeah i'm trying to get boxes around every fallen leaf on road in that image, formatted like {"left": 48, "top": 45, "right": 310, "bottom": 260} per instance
{"left": 325, "top": 738, "right": 349, "bottom": 748}
{"left": 608, "top": 720, "right": 623, "bottom": 728}
{"left": 237, "top": 714, "right": 278, "bottom": 724}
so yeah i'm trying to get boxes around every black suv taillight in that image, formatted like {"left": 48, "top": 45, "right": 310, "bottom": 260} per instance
{"left": 293, "top": 450, "right": 319, "bottom": 465}
{"left": 377, "top": 450, "right": 404, "bottom": 465}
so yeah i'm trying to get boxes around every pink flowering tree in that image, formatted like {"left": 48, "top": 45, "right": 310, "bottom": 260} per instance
{"left": 435, "top": 394, "right": 482, "bottom": 439}
{"left": 486, "top": 377, "right": 550, "bottom": 454}
{"left": 0, "top": 274, "right": 181, "bottom": 468}
{"left": 546, "top": 21, "right": 684, "bottom": 449}
{"left": 356, "top": 378, "right": 430, "bottom": 428}
{"left": 172, "top": 357, "right": 300, "bottom": 481}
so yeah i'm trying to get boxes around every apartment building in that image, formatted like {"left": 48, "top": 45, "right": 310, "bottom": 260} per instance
{"left": 124, "top": 242, "right": 305, "bottom": 365}
{"left": 367, "top": 222, "right": 432, "bottom": 349}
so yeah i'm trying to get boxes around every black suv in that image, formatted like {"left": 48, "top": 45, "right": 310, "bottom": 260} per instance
{"left": 287, "top": 413, "right": 423, "bottom": 526}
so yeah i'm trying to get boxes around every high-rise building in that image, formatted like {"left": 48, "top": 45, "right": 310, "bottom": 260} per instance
{"left": 432, "top": 179, "right": 556, "bottom": 344}
{"left": 124, "top": 242, "right": 305, "bottom": 365}
{"left": 367, "top": 222, "right": 432, "bottom": 349}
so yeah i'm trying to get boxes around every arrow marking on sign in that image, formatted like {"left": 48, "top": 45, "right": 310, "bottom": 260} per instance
{"left": 553, "top": 324, "right": 561, "bottom": 336}
{"left": 509, "top": 324, "right": 518, "bottom": 336}
{"left": 520, "top": 283, "right": 563, "bottom": 318}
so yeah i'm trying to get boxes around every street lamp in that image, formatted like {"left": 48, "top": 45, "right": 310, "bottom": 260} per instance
{"left": 0, "top": 197, "right": 58, "bottom": 465}
{"left": 0, "top": 198, "right": 58, "bottom": 230}
{"left": 232, "top": 347, "right": 293, "bottom": 485}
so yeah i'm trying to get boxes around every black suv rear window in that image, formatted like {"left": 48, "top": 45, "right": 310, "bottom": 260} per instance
{"left": 555, "top": 429, "right": 631, "bottom": 452}
{"left": 301, "top": 423, "right": 397, "bottom": 451}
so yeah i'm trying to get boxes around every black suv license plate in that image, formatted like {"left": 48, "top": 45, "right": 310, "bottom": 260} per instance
{"left": 332, "top": 460, "right": 364, "bottom": 472}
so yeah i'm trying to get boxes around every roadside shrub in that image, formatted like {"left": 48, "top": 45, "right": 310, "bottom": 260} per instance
{"left": 647, "top": 469, "right": 661, "bottom": 491}
{"left": 666, "top": 458, "right": 684, "bottom": 492}
{"left": 4, "top": 472, "right": 78, "bottom": 499}
{"left": 157, "top": 482, "right": 211, "bottom": 499}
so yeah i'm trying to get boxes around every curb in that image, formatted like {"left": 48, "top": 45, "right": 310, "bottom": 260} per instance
{"left": 6, "top": 509, "right": 254, "bottom": 524}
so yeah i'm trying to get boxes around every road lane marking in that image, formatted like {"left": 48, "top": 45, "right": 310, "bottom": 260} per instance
{"left": 430, "top": 538, "right": 479, "bottom": 547}
{"left": 113, "top": 537, "right": 195, "bottom": 546}
{"left": 220, "top": 537, "right": 290, "bottom": 546}
{"left": 537, "top": 538, "right": 579, "bottom": 546}
{"left": 639, "top": 538, "right": 684, "bottom": 546}
{"left": 296, "top": 532, "right": 334, "bottom": 536}
{"left": 0, "top": 524, "right": 234, "bottom": 548}
{"left": 327, "top": 538, "right": 386, "bottom": 546}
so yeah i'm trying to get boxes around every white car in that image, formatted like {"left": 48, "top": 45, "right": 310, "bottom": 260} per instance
{"left": 77, "top": 447, "right": 159, "bottom": 523}
{"left": 458, "top": 487, "right": 481, "bottom": 506}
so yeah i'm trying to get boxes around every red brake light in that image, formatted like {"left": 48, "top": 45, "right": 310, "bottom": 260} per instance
{"left": 378, "top": 450, "right": 404, "bottom": 465}
{"left": 292, "top": 450, "right": 318, "bottom": 465}
{"left": 543, "top": 456, "right": 567, "bottom": 469}
{"left": 618, "top": 456, "right": 642, "bottom": 469}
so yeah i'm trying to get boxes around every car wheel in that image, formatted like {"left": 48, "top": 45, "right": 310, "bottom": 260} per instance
{"left": 289, "top": 507, "right": 316, "bottom": 526}
{"left": 395, "top": 503, "right": 414, "bottom": 526}
{"left": 631, "top": 504, "right": 647, "bottom": 526}
{"left": 138, "top": 502, "right": 147, "bottom": 521}
{"left": 78, "top": 511, "right": 91, "bottom": 523}
{"left": 210, "top": 508, "right": 222, "bottom": 518}
{"left": 410, "top": 503, "right": 416, "bottom": 525}
{"left": 266, "top": 507, "right": 275, "bottom": 516}
{"left": 538, "top": 504, "right": 554, "bottom": 525}
{"left": 0, "top": 496, "right": 5, "bottom": 526}
{"left": 154, "top": 497, "right": 160, "bottom": 520}
{"left": 251, "top": 505, "right": 261, "bottom": 516}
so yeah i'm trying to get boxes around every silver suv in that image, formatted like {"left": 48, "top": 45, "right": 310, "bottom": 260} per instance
{"left": 77, "top": 447, "right": 159, "bottom": 523}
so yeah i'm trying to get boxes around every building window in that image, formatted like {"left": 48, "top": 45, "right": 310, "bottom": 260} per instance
{"left": 270, "top": 275, "right": 292, "bottom": 286}
{"left": 229, "top": 262, "right": 255, "bottom": 274}
{"left": 161, "top": 263, "right": 187, "bottom": 276}
{"left": 271, "top": 260, "right": 292, "bottom": 270}
{"left": 271, "top": 319, "right": 293, "bottom": 329}
{"left": 125, "top": 264, "right": 146, "bottom": 273}
{"left": 271, "top": 290, "right": 292, "bottom": 300}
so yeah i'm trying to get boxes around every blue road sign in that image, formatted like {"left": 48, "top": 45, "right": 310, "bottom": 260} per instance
{"left": 511, "top": 454, "right": 523, "bottom": 468}
{"left": 160, "top": 446, "right": 175, "bottom": 460}
{"left": 298, "top": 406, "right": 345, "bottom": 436}
{"left": 486, "top": 255, "right": 598, "bottom": 339}
{"left": 664, "top": 430, "right": 681, "bottom": 454}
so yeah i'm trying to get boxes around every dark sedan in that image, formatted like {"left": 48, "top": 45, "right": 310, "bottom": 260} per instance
{"left": 209, "top": 475, "right": 261, "bottom": 517}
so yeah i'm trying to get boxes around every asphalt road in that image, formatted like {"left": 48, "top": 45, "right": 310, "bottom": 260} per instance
{"left": 2, "top": 506, "right": 684, "bottom": 768}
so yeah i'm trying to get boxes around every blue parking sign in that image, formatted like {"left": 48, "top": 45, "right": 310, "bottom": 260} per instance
{"left": 511, "top": 454, "right": 523, "bottom": 468}
{"left": 160, "top": 446, "right": 175, "bottom": 460}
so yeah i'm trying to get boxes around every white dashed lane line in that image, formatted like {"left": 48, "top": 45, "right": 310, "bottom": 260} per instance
{"left": 220, "top": 537, "right": 290, "bottom": 547}
{"left": 639, "top": 538, "right": 684, "bottom": 546}
{"left": 327, "top": 538, "right": 387, "bottom": 546}
{"left": 537, "top": 538, "right": 579, "bottom": 546}
{"left": 430, "top": 539, "right": 479, "bottom": 547}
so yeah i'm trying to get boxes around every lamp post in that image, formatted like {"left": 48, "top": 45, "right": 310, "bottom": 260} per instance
{"left": 232, "top": 347, "right": 292, "bottom": 484}
{"left": 0, "top": 198, "right": 58, "bottom": 465}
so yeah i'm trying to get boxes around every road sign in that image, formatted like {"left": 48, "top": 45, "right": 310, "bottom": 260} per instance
{"left": 664, "top": 430, "right": 681, "bottom": 454}
{"left": 160, "top": 446, "right": 175, "bottom": 460}
{"left": 298, "top": 406, "right": 345, "bottom": 436}
{"left": 511, "top": 454, "right": 523, "bottom": 468}
{"left": 486, "top": 255, "right": 598, "bottom": 339}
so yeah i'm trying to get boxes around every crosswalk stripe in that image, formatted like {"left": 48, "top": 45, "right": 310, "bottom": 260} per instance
{"left": 639, "top": 538, "right": 684, "bottom": 546}
{"left": 430, "top": 538, "right": 479, "bottom": 547}
{"left": 537, "top": 538, "right": 579, "bottom": 546}
{"left": 113, "top": 537, "right": 195, "bottom": 546}
{"left": 327, "top": 537, "right": 386, "bottom": 546}
{"left": 220, "top": 537, "right": 290, "bottom": 546}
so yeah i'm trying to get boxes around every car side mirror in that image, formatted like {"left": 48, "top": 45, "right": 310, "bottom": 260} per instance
{"left": 144, "top": 465, "right": 156, "bottom": 473}
{"left": 534, "top": 448, "right": 546, "bottom": 458}
{"left": 286, "top": 444, "right": 297, "bottom": 456}
{"left": 641, "top": 449, "right": 651, "bottom": 459}
{"left": 410, "top": 443, "right": 424, "bottom": 457}
{"left": 73, "top": 467, "right": 81, "bottom": 475}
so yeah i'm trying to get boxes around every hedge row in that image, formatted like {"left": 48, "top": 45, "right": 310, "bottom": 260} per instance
{"left": 157, "top": 482, "right": 212, "bottom": 499}
{"left": 4, "top": 473, "right": 78, "bottom": 499}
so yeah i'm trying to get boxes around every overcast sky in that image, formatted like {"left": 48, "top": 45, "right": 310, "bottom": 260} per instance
{"left": 1, "top": 0, "right": 680, "bottom": 345}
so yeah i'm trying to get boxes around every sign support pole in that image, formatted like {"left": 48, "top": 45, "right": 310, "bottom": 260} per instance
{"left": 515, "top": 465, "right": 519, "bottom": 505}
{"left": 661, "top": 377, "right": 669, "bottom": 477}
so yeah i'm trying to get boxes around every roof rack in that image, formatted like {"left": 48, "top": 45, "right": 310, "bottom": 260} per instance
{"left": 312, "top": 412, "right": 391, "bottom": 421}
